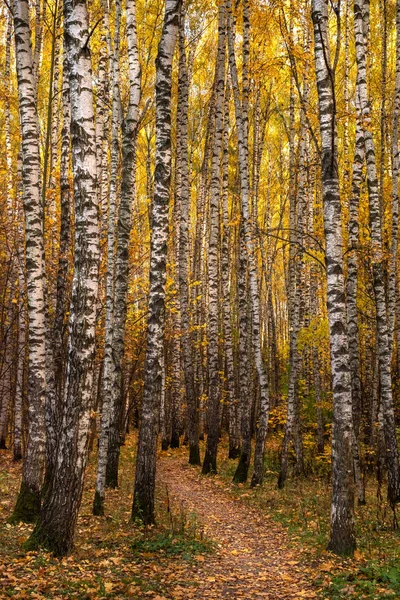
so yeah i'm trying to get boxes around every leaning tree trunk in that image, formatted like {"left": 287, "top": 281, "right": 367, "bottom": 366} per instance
{"left": 26, "top": 0, "right": 99, "bottom": 556}
{"left": 132, "top": 0, "right": 180, "bottom": 525}
{"left": 202, "top": 0, "right": 226, "bottom": 476}
{"left": 354, "top": 0, "right": 400, "bottom": 506}
{"left": 11, "top": 0, "right": 46, "bottom": 524}
{"left": 312, "top": 0, "right": 356, "bottom": 556}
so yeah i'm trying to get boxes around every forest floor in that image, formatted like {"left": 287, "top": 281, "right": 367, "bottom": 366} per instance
{"left": 1, "top": 435, "right": 400, "bottom": 599}
{"left": 157, "top": 452, "right": 315, "bottom": 599}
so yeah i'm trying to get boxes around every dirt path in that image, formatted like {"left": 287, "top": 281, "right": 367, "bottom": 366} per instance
{"left": 158, "top": 454, "right": 316, "bottom": 599}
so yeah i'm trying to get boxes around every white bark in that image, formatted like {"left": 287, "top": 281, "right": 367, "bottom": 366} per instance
{"left": 354, "top": 0, "right": 400, "bottom": 505}
{"left": 133, "top": 0, "right": 180, "bottom": 525}
{"left": 202, "top": 0, "right": 226, "bottom": 475}
{"left": 11, "top": 0, "right": 46, "bottom": 523}
{"left": 28, "top": 0, "right": 99, "bottom": 555}
{"left": 106, "top": 0, "right": 142, "bottom": 489}
{"left": 312, "top": 0, "right": 355, "bottom": 556}
{"left": 227, "top": 0, "right": 270, "bottom": 487}
{"left": 94, "top": 0, "right": 122, "bottom": 515}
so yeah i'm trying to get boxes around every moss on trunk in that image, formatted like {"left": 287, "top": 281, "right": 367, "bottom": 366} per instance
{"left": 10, "top": 482, "right": 41, "bottom": 524}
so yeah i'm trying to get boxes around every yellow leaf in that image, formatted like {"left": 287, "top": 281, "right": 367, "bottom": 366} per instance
{"left": 319, "top": 561, "right": 334, "bottom": 572}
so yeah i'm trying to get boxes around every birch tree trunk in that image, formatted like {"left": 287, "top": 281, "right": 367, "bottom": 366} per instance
{"left": 192, "top": 87, "right": 215, "bottom": 445}
{"left": 132, "top": 0, "right": 180, "bottom": 525}
{"left": 53, "top": 53, "right": 71, "bottom": 403}
{"left": 11, "top": 0, "right": 46, "bottom": 524}
{"left": 222, "top": 86, "right": 240, "bottom": 460}
{"left": 389, "top": 0, "right": 400, "bottom": 371}
{"left": 93, "top": 0, "right": 122, "bottom": 514}
{"left": 233, "top": 225, "right": 252, "bottom": 482}
{"left": 354, "top": 0, "right": 400, "bottom": 506}
{"left": 227, "top": 0, "right": 270, "bottom": 487}
{"left": 15, "top": 173, "right": 27, "bottom": 464}
{"left": 5, "top": 12, "right": 24, "bottom": 463}
{"left": 14, "top": 264, "right": 26, "bottom": 462}
{"left": 95, "top": 19, "right": 109, "bottom": 226}
{"left": 26, "top": 0, "right": 99, "bottom": 555}
{"left": 311, "top": 0, "right": 356, "bottom": 556}
{"left": 278, "top": 70, "right": 301, "bottom": 489}
{"left": 202, "top": 0, "right": 226, "bottom": 476}
{"left": 177, "top": 14, "right": 201, "bottom": 466}
{"left": 106, "top": 0, "right": 141, "bottom": 489}
{"left": 346, "top": 79, "right": 365, "bottom": 505}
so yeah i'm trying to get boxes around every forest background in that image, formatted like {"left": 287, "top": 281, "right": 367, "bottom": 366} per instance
{"left": 2, "top": 0, "right": 400, "bottom": 597}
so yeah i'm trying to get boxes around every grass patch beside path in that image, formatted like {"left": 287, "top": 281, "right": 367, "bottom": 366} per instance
{"left": 131, "top": 531, "right": 213, "bottom": 561}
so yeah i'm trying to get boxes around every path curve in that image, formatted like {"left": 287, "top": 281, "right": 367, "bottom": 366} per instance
{"left": 158, "top": 453, "right": 316, "bottom": 599}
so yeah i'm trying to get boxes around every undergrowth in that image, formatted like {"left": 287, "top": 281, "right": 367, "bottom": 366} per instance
{"left": 0, "top": 438, "right": 212, "bottom": 599}
{"left": 214, "top": 431, "right": 400, "bottom": 599}
{"left": 131, "top": 531, "right": 213, "bottom": 560}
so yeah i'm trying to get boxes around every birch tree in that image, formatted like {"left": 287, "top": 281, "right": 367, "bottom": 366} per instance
{"left": 346, "top": 66, "right": 365, "bottom": 506}
{"left": 105, "top": 0, "right": 142, "bottom": 492}
{"left": 391, "top": 0, "right": 400, "bottom": 373}
{"left": 221, "top": 86, "right": 240, "bottom": 460}
{"left": 177, "top": 13, "right": 201, "bottom": 466}
{"left": 11, "top": 0, "right": 46, "bottom": 524}
{"left": 354, "top": 0, "right": 400, "bottom": 506}
{"left": 311, "top": 0, "right": 356, "bottom": 556}
{"left": 202, "top": 0, "right": 226, "bottom": 475}
{"left": 227, "top": 0, "right": 270, "bottom": 486}
{"left": 132, "top": 0, "right": 180, "bottom": 525}
{"left": 26, "top": 0, "right": 99, "bottom": 555}
{"left": 93, "top": 0, "right": 122, "bottom": 515}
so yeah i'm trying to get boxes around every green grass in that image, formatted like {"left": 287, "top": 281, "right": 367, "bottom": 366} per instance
{"left": 319, "top": 561, "right": 400, "bottom": 599}
{"left": 131, "top": 530, "right": 213, "bottom": 560}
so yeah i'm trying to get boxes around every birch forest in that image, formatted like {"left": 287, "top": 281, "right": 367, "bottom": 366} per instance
{"left": 2, "top": 0, "right": 400, "bottom": 597}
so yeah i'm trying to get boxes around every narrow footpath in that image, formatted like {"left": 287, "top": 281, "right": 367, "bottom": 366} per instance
{"left": 158, "top": 453, "right": 317, "bottom": 599}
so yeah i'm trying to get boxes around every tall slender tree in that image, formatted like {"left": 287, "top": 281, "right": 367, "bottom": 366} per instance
{"left": 354, "top": 0, "right": 400, "bottom": 506}
{"left": 227, "top": 0, "right": 270, "bottom": 486}
{"left": 11, "top": 0, "right": 46, "bottom": 524}
{"left": 311, "top": 0, "right": 356, "bottom": 556}
{"left": 26, "top": 0, "right": 99, "bottom": 555}
{"left": 202, "top": 0, "right": 226, "bottom": 475}
{"left": 93, "top": 0, "right": 122, "bottom": 514}
{"left": 106, "top": 0, "right": 142, "bottom": 489}
{"left": 177, "top": 12, "right": 201, "bottom": 466}
{"left": 132, "top": 0, "right": 181, "bottom": 525}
